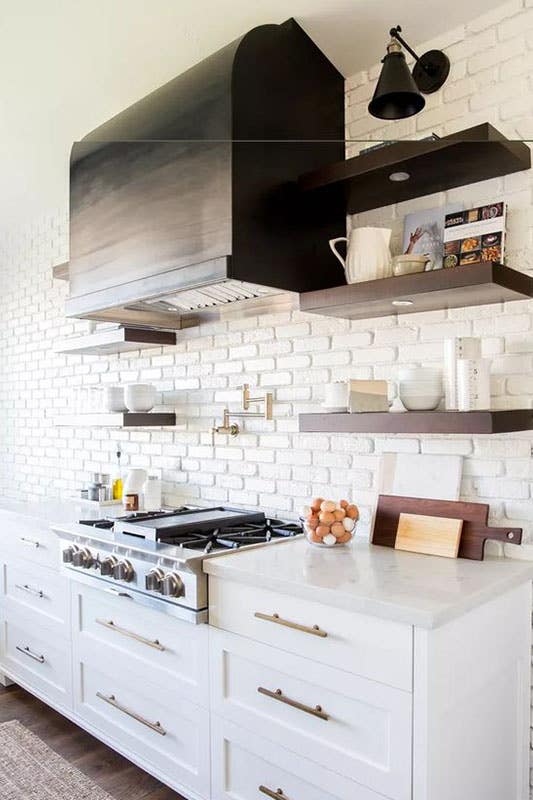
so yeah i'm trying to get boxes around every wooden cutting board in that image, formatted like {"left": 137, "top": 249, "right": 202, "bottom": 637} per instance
{"left": 395, "top": 512, "right": 463, "bottom": 558}
{"left": 372, "top": 494, "right": 522, "bottom": 560}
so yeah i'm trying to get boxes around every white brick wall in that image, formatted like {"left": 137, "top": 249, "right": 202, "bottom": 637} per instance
{"left": 2, "top": 1, "right": 533, "bottom": 786}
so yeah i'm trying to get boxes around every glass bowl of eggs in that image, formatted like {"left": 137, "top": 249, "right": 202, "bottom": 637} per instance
{"left": 301, "top": 498, "right": 358, "bottom": 547}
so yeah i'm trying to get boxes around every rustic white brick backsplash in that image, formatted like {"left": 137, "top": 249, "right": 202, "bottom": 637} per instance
{"left": 2, "top": 3, "right": 533, "bottom": 787}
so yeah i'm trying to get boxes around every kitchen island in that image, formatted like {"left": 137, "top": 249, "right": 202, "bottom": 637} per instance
{"left": 205, "top": 538, "right": 533, "bottom": 800}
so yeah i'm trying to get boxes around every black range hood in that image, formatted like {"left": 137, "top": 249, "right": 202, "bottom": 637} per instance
{"left": 67, "top": 19, "right": 345, "bottom": 329}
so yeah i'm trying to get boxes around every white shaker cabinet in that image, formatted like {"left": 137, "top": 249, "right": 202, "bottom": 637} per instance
{"left": 206, "top": 542, "right": 533, "bottom": 800}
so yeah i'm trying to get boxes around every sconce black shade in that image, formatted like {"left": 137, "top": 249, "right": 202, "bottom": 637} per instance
{"left": 368, "top": 50, "right": 425, "bottom": 120}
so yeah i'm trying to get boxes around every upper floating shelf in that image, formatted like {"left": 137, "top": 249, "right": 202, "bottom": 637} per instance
{"left": 298, "top": 123, "right": 531, "bottom": 214}
{"left": 299, "top": 262, "right": 533, "bottom": 321}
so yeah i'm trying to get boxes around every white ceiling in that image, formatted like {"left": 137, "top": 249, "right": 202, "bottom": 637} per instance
{"left": 0, "top": 0, "right": 504, "bottom": 230}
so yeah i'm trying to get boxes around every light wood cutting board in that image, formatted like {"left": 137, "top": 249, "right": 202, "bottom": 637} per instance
{"left": 395, "top": 512, "right": 463, "bottom": 558}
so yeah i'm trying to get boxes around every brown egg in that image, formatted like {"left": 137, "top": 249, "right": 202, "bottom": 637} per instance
{"left": 310, "top": 497, "right": 324, "bottom": 512}
{"left": 320, "top": 499, "right": 336, "bottom": 513}
{"left": 308, "top": 529, "right": 324, "bottom": 544}
{"left": 331, "top": 522, "right": 345, "bottom": 537}
{"left": 346, "top": 504, "right": 359, "bottom": 520}
{"left": 333, "top": 508, "right": 346, "bottom": 521}
{"left": 319, "top": 511, "right": 335, "bottom": 525}
{"left": 316, "top": 525, "right": 330, "bottom": 538}
{"left": 336, "top": 531, "right": 353, "bottom": 544}
{"left": 306, "top": 517, "right": 319, "bottom": 530}
{"left": 339, "top": 499, "right": 349, "bottom": 509}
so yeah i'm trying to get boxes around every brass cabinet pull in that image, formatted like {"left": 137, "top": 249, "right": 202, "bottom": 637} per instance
{"left": 15, "top": 583, "right": 44, "bottom": 599}
{"left": 259, "top": 787, "right": 288, "bottom": 800}
{"left": 16, "top": 645, "right": 45, "bottom": 664}
{"left": 258, "top": 686, "right": 329, "bottom": 721}
{"left": 254, "top": 612, "right": 327, "bottom": 638}
{"left": 96, "top": 692, "right": 166, "bottom": 736}
{"left": 19, "top": 537, "right": 40, "bottom": 548}
{"left": 96, "top": 618, "right": 165, "bottom": 651}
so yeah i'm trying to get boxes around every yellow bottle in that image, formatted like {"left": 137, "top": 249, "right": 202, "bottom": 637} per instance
{"left": 112, "top": 446, "right": 123, "bottom": 501}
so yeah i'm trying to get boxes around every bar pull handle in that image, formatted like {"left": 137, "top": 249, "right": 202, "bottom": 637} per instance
{"left": 96, "top": 692, "right": 166, "bottom": 736}
{"left": 16, "top": 645, "right": 45, "bottom": 664}
{"left": 96, "top": 618, "right": 165, "bottom": 651}
{"left": 15, "top": 584, "right": 44, "bottom": 599}
{"left": 259, "top": 787, "right": 288, "bottom": 800}
{"left": 258, "top": 686, "right": 329, "bottom": 721}
{"left": 19, "top": 537, "right": 40, "bottom": 548}
{"left": 254, "top": 612, "right": 327, "bottom": 638}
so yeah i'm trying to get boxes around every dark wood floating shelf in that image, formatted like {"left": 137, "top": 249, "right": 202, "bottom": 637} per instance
{"left": 299, "top": 410, "right": 533, "bottom": 435}
{"left": 299, "top": 262, "right": 533, "bottom": 321}
{"left": 55, "top": 412, "right": 177, "bottom": 428}
{"left": 55, "top": 326, "right": 176, "bottom": 355}
{"left": 298, "top": 123, "right": 531, "bottom": 214}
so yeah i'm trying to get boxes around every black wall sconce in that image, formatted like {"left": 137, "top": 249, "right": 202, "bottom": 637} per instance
{"left": 368, "top": 25, "right": 450, "bottom": 120}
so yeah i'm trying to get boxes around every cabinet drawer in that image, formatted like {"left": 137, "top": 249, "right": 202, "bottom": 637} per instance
{"left": 0, "top": 609, "right": 72, "bottom": 709}
{"left": 210, "top": 629, "right": 411, "bottom": 800}
{"left": 74, "top": 659, "right": 210, "bottom": 798}
{"left": 1, "top": 559, "right": 69, "bottom": 630}
{"left": 2, "top": 520, "right": 58, "bottom": 570}
{"left": 209, "top": 578, "right": 412, "bottom": 691}
{"left": 71, "top": 580, "right": 209, "bottom": 707}
{"left": 212, "top": 715, "right": 389, "bottom": 800}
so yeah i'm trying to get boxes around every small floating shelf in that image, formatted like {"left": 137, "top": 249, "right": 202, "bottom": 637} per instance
{"left": 298, "top": 123, "right": 531, "bottom": 214}
{"left": 52, "top": 261, "right": 69, "bottom": 281}
{"left": 299, "top": 410, "right": 533, "bottom": 435}
{"left": 55, "top": 326, "right": 176, "bottom": 355}
{"left": 299, "top": 262, "right": 533, "bottom": 321}
{"left": 55, "top": 412, "right": 176, "bottom": 428}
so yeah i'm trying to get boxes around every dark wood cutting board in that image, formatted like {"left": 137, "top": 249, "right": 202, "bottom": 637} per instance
{"left": 372, "top": 494, "right": 522, "bottom": 560}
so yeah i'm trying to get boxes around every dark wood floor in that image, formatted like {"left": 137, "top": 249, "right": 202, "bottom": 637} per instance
{"left": 0, "top": 683, "right": 185, "bottom": 799}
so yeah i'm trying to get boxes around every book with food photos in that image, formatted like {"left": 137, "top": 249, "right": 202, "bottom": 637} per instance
{"left": 443, "top": 201, "right": 506, "bottom": 269}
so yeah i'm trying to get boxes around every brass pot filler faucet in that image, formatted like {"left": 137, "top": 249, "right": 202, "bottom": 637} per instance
{"left": 211, "top": 384, "right": 273, "bottom": 444}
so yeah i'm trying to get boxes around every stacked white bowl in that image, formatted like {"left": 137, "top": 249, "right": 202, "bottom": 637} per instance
{"left": 398, "top": 367, "right": 443, "bottom": 411}
{"left": 125, "top": 384, "right": 156, "bottom": 412}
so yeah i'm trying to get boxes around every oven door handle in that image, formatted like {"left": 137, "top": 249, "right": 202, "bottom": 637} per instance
{"left": 104, "top": 588, "right": 133, "bottom": 600}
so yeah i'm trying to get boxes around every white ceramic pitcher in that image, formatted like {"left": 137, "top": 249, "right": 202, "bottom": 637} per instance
{"left": 329, "top": 227, "right": 392, "bottom": 284}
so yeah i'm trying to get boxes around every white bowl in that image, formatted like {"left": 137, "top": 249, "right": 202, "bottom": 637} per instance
{"left": 399, "top": 390, "right": 442, "bottom": 411}
{"left": 104, "top": 386, "right": 127, "bottom": 412}
{"left": 400, "top": 383, "right": 443, "bottom": 393}
{"left": 125, "top": 384, "right": 156, "bottom": 412}
{"left": 398, "top": 367, "right": 442, "bottom": 381}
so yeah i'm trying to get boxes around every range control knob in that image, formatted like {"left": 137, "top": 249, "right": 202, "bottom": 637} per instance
{"left": 145, "top": 568, "right": 165, "bottom": 592}
{"left": 113, "top": 559, "right": 135, "bottom": 583}
{"left": 99, "top": 555, "right": 118, "bottom": 576}
{"left": 72, "top": 547, "right": 94, "bottom": 568}
{"left": 161, "top": 572, "right": 185, "bottom": 598}
{"left": 62, "top": 545, "right": 79, "bottom": 563}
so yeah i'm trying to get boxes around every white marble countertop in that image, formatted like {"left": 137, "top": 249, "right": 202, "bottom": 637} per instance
{"left": 204, "top": 537, "right": 533, "bottom": 628}
{"left": 0, "top": 496, "right": 122, "bottom": 525}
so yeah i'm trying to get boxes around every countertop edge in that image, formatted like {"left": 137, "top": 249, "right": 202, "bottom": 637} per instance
{"left": 204, "top": 552, "right": 533, "bottom": 629}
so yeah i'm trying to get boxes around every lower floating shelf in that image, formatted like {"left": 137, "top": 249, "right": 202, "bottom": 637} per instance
{"left": 299, "top": 410, "right": 533, "bottom": 435}
{"left": 55, "top": 412, "right": 176, "bottom": 428}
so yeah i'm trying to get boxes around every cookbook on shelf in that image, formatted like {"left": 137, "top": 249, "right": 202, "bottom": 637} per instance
{"left": 443, "top": 201, "right": 506, "bottom": 268}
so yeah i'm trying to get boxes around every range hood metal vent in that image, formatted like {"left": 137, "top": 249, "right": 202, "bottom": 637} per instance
{"left": 143, "top": 280, "right": 277, "bottom": 313}
{"left": 67, "top": 19, "right": 345, "bottom": 330}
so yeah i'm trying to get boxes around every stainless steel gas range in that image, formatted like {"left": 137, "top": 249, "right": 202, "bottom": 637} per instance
{"left": 54, "top": 507, "right": 302, "bottom": 624}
